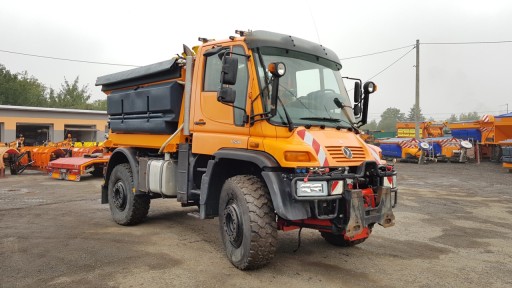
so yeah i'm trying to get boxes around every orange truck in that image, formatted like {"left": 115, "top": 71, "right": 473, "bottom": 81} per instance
{"left": 96, "top": 30, "right": 397, "bottom": 270}
{"left": 449, "top": 113, "right": 512, "bottom": 161}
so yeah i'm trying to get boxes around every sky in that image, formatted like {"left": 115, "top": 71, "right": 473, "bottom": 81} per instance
{"left": 1, "top": 0, "right": 511, "bottom": 122}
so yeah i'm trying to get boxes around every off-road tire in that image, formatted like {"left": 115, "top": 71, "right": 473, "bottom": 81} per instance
{"left": 108, "top": 163, "right": 150, "bottom": 225}
{"left": 219, "top": 175, "right": 277, "bottom": 270}
{"left": 320, "top": 232, "right": 367, "bottom": 247}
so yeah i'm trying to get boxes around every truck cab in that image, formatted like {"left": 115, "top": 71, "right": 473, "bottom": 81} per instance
{"left": 96, "top": 30, "right": 397, "bottom": 270}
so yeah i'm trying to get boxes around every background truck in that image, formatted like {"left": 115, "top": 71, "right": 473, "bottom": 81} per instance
{"left": 96, "top": 30, "right": 397, "bottom": 270}
{"left": 449, "top": 113, "right": 512, "bottom": 161}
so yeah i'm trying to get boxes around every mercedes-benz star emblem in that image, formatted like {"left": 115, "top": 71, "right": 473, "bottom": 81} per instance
{"left": 342, "top": 147, "right": 353, "bottom": 159}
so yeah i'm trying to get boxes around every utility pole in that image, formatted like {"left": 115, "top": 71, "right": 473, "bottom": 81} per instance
{"left": 415, "top": 39, "right": 420, "bottom": 139}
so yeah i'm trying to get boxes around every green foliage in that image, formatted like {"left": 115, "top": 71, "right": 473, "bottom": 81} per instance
{"left": 446, "top": 114, "right": 459, "bottom": 123}
{"left": 459, "top": 111, "right": 480, "bottom": 121}
{"left": 0, "top": 64, "right": 106, "bottom": 111}
{"left": 89, "top": 99, "right": 107, "bottom": 111}
{"left": 0, "top": 64, "right": 47, "bottom": 107}
{"left": 361, "top": 119, "right": 378, "bottom": 131}
{"left": 406, "top": 105, "right": 426, "bottom": 122}
{"left": 49, "top": 77, "right": 91, "bottom": 109}
{"left": 377, "top": 107, "right": 405, "bottom": 132}
{"left": 445, "top": 112, "right": 480, "bottom": 122}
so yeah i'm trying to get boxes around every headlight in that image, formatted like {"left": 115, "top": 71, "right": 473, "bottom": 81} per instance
{"left": 296, "top": 181, "right": 327, "bottom": 197}
{"left": 268, "top": 62, "right": 286, "bottom": 78}
{"left": 363, "top": 81, "right": 377, "bottom": 94}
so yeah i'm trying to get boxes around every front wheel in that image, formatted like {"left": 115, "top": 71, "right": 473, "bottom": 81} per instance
{"left": 219, "top": 175, "right": 277, "bottom": 270}
{"left": 108, "top": 163, "right": 150, "bottom": 225}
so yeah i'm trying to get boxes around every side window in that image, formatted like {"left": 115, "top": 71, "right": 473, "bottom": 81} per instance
{"left": 322, "top": 68, "right": 340, "bottom": 93}
{"left": 203, "top": 53, "right": 223, "bottom": 91}
{"left": 232, "top": 46, "right": 249, "bottom": 126}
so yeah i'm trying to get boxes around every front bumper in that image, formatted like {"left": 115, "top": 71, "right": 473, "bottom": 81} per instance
{"left": 344, "top": 186, "right": 395, "bottom": 238}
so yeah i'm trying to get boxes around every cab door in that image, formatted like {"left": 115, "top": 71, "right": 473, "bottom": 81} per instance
{"left": 191, "top": 45, "right": 251, "bottom": 155}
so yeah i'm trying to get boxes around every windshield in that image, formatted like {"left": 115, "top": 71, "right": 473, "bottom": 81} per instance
{"left": 254, "top": 47, "right": 355, "bottom": 128}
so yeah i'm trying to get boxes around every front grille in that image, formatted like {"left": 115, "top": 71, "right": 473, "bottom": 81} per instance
{"left": 325, "top": 146, "right": 366, "bottom": 164}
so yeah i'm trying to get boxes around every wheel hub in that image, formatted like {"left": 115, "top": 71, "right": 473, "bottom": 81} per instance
{"left": 223, "top": 202, "right": 243, "bottom": 248}
{"left": 112, "top": 181, "right": 127, "bottom": 211}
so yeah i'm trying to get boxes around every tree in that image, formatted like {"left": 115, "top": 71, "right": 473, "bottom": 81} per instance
{"left": 0, "top": 64, "right": 48, "bottom": 107}
{"left": 361, "top": 119, "right": 378, "bottom": 131}
{"left": 446, "top": 114, "right": 458, "bottom": 123}
{"left": 406, "top": 105, "right": 426, "bottom": 122}
{"left": 89, "top": 99, "right": 107, "bottom": 111}
{"left": 51, "top": 77, "right": 91, "bottom": 109}
{"left": 459, "top": 112, "right": 480, "bottom": 121}
{"left": 377, "top": 107, "right": 405, "bottom": 132}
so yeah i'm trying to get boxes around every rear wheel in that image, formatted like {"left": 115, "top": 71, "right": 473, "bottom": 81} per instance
{"left": 320, "top": 232, "right": 367, "bottom": 247}
{"left": 108, "top": 163, "right": 150, "bottom": 225}
{"left": 219, "top": 175, "right": 277, "bottom": 270}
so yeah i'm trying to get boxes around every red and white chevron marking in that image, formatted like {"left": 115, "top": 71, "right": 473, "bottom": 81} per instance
{"left": 480, "top": 114, "right": 493, "bottom": 133}
{"left": 438, "top": 138, "right": 460, "bottom": 147}
{"left": 399, "top": 138, "right": 419, "bottom": 149}
{"left": 297, "top": 129, "right": 329, "bottom": 166}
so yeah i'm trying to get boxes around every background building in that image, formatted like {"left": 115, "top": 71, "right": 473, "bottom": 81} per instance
{"left": 0, "top": 105, "right": 107, "bottom": 145}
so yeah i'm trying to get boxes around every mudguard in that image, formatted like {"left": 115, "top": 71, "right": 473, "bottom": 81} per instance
{"left": 199, "top": 149, "right": 309, "bottom": 220}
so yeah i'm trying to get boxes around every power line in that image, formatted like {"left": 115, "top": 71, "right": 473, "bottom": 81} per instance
{"left": 367, "top": 47, "right": 415, "bottom": 81}
{"left": 422, "top": 40, "right": 512, "bottom": 45}
{"left": 341, "top": 40, "right": 512, "bottom": 61}
{"left": 0, "top": 49, "right": 140, "bottom": 67}
{"left": 368, "top": 110, "right": 507, "bottom": 116}
{"left": 340, "top": 44, "right": 415, "bottom": 60}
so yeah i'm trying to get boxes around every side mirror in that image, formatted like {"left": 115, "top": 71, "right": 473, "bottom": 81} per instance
{"left": 220, "top": 56, "right": 238, "bottom": 85}
{"left": 218, "top": 87, "right": 236, "bottom": 104}
{"left": 354, "top": 82, "right": 361, "bottom": 103}
{"left": 353, "top": 104, "right": 361, "bottom": 116}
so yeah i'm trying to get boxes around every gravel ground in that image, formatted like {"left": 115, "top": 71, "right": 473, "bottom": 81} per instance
{"left": 0, "top": 161, "right": 511, "bottom": 288}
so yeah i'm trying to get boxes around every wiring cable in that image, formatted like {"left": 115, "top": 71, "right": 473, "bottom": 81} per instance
{"left": 422, "top": 40, "right": 512, "bottom": 45}
{"left": 0, "top": 49, "right": 140, "bottom": 67}
{"left": 341, "top": 44, "right": 415, "bottom": 60}
{"left": 367, "top": 46, "right": 415, "bottom": 81}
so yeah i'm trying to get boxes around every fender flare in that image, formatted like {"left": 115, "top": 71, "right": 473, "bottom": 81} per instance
{"left": 102, "top": 147, "right": 139, "bottom": 204}
{"left": 199, "top": 149, "right": 309, "bottom": 220}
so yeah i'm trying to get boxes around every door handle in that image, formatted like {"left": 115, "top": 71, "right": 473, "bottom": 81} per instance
{"left": 194, "top": 120, "right": 206, "bottom": 125}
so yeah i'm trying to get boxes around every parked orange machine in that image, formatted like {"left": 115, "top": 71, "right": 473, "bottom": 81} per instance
{"left": 396, "top": 121, "right": 446, "bottom": 138}
{"left": 449, "top": 113, "right": 512, "bottom": 161}
{"left": 7, "top": 134, "right": 105, "bottom": 176}
{"left": 96, "top": 30, "right": 397, "bottom": 270}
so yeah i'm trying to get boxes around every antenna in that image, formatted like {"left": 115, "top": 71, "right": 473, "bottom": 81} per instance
{"left": 306, "top": 2, "right": 321, "bottom": 44}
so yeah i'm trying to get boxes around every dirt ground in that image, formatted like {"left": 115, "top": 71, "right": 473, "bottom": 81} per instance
{"left": 1, "top": 162, "right": 511, "bottom": 288}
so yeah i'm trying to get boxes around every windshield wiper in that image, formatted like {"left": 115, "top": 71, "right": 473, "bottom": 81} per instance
{"left": 278, "top": 96, "right": 294, "bottom": 131}
{"left": 300, "top": 117, "right": 341, "bottom": 122}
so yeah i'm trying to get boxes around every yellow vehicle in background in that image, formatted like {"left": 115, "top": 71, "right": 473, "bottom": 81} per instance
{"left": 396, "top": 121, "right": 446, "bottom": 138}
{"left": 96, "top": 30, "right": 397, "bottom": 270}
